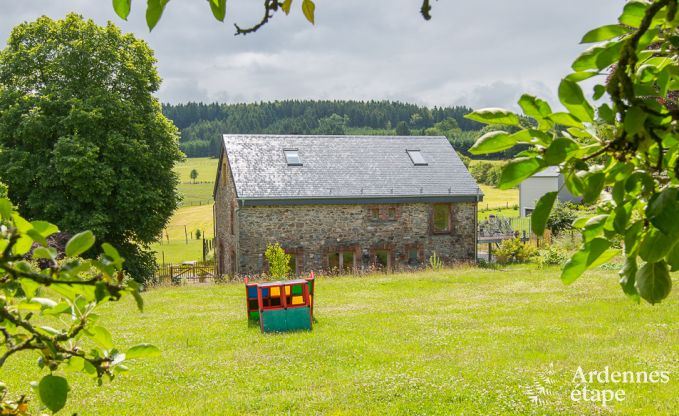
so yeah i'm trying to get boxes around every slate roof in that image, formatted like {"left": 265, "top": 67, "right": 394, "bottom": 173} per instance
{"left": 531, "top": 166, "right": 561, "bottom": 178}
{"left": 218, "top": 134, "right": 482, "bottom": 205}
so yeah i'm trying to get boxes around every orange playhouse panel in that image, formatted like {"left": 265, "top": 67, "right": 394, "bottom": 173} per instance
{"left": 270, "top": 287, "right": 280, "bottom": 297}
{"left": 285, "top": 286, "right": 291, "bottom": 295}
{"left": 291, "top": 296, "right": 304, "bottom": 305}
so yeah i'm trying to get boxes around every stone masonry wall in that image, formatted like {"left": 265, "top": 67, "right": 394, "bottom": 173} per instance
{"left": 214, "top": 156, "right": 238, "bottom": 276}
{"left": 236, "top": 202, "right": 477, "bottom": 276}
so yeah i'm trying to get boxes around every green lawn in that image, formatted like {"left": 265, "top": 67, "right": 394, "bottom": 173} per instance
{"left": 3, "top": 267, "right": 677, "bottom": 415}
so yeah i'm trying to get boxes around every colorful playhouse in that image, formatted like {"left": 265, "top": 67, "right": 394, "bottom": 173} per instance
{"left": 245, "top": 273, "right": 315, "bottom": 333}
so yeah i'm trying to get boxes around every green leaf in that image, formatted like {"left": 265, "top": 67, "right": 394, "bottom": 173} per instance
{"left": 302, "top": 0, "right": 315, "bottom": 24}
{"left": 146, "top": 0, "right": 169, "bottom": 30}
{"left": 465, "top": 108, "right": 520, "bottom": 126}
{"left": 619, "top": 1, "right": 648, "bottom": 28}
{"left": 27, "top": 229, "right": 47, "bottom": 246}
{"left": 498, "top": 157, "right": 542, "bottom": 190}
{"left": 666, "top": 243, "right": 679, "bottom": 271}
{"left": 561, "top": 238, "right": 619, "bottom": 284}
{"left": 635, "top": 261, "right": 672, "bottom": 304}
{"left": 469, "top": 131, "right": 516, "bottom": 155}
{"left": 565, "top": 71, "right": 598, "bottom": 82}
{"left": 619, "top": 257, "right": 640, "bottom": 303}
{"left": 581, "top": 172, "right": 606, "bottom": 204}
{"left": 613, "top": 203, "right": 631, "bottom": 234}
{"left": 112, "top": 0, "right": 132, "bottom": 20}
{"left": 102, "top": 242, "right": 124, "bottom": 270}
{"left": 64, "top": 356, "right": 85, "bottom": 372}
{"left": 208, "top": 0, "right": 227, "bottom": 22}
{"left": 38, "top": 375, "right": 69, "bottom": 413}
{"left": 543, "top": 138, "right": 578, "bottom": 165}
{"left": 558, "top": 79, "right": 594, "bottom": 123}
{"left": 126, "top": 343, "right": 160, "bottom": 359}
{"left": 65, "top": 231, "right": 95, "bottom": 257}
{"left": 85, "top": 326, "right": 114, "bottom": 350}
{"left": 598, "top": 103, "right": 615, "bottom": 123}
{"left": 31, "top": 221, "right": 59, "bottom": 238}
{"left": 0, "top": 198, "right": 11, "bottom": 219}
{"left": 13, "top": 235, "right": 34, "bottom": 256}
{"left": 625, "top": 221, "right": 643, "bottom": 257}
{"left": 623, "top": 106, "right": 647, "bottom": 136}
{"left": 646, "top": 188, "right": 679, "bottom": 237}
{"left": 531, "top": 192, "right": 557, "bottom": 236}
{"left": 639, "top": 227, "right": 677, "bottom": 263}
{"left": 281, "top": 0, "right": 293, "bottom": 14}
{"left": 581, "top": 24, "right": 629, "bottom": 43}
{"left": 545, "top": 112, "right": 584, "bottom": 128}
{"left": 518, "top": 94, "right": 552, "bottom": 119}
{"left": 33, "top": 246, "right": 57, "bottom": 261}
{"left": 582, "top": 214, "right": 608, "bottom": 241}
{"left": 127, "top": 280, "right": 145, "bottom": 312}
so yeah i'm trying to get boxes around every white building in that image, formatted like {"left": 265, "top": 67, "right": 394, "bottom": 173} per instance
{"left": 519, "top": 167, "right": 581, "bottom": 217}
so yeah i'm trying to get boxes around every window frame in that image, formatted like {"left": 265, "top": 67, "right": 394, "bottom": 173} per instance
{"left": 406, "top": 149, "right": 428, "bottom": 166}
{"left": 283, "top": 148, "right": 302, "bottom": 166}
{"left": 431, "top": 203, "right": 452, "bottom": 234}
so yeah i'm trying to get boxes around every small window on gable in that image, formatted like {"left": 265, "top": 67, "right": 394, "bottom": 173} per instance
{"left": 284, "top": 149, "right": 302, "bottom": 166}
{"left": 407, "top": 150, "right": 427, "bottom": 166}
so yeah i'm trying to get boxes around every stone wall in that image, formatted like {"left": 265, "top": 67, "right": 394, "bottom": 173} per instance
{"left": 236, "top": 201, "right": 477, "bottom": 276}
{"left": 214, "top": 155, "right": 239, "bottom": 276}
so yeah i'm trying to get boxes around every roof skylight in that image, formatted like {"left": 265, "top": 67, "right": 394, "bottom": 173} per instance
{"left": 407, "top": 150, "right": 427, "bottom": 166}
{"left": 284, "top": 149, "right": 302, "bottom": 166}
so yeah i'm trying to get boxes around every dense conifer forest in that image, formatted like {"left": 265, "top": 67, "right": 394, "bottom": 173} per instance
{"left": 162, "top": 100, "right": 519, "bottom": 159}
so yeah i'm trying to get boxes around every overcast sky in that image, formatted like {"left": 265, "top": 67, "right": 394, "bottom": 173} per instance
{"left": 1, "top": 1, "right": 624, "bottom": 109}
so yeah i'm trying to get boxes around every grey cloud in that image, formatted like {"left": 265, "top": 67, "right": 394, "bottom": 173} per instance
{"left": 0, "top": 1, "right": 625, "bottom": 108}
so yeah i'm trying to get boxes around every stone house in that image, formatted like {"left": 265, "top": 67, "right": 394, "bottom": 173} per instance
{"left": 213, "top": 134, "right": 482, "bottom": 277}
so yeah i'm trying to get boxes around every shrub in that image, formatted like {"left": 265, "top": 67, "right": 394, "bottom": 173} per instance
{"left": 546, "top": 202, "right": 579, "bottom": 235}
{"left": 494, "top": 238, "right": 537, "bottom": 265}
{"left": 195, "top": 229, "right": 202, "bottom": 240}
{"left": 264, "top": 243, "right": 291, "bottom": 278}
{"left": 536, "top": 246, "right": 569, "bottom": 267}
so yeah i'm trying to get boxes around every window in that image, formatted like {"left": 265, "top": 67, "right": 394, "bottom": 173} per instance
{"left": 230, "top": 206, "right": 235, "bottom": 235}
{"left": 374, "top": 250, "right": 391, "bottom": 270}
{"left": 328, "top": 250, "right": 355, "bottom": 272}
{"left": 284, "top": 149, "right": 302, "bottom": 166}
{"left": 388, "top": 207, "right": 396, "bottom": 220}
{"left": 407, "top": 150, "right": 427, "bottom": 166}
{"left": 408, "top": 248, "right": 419, "bottom": 266}
{"left": 432, "top": 204, "right": 451, "bottom": 233}
{"left": 371, "top": 208, "right": 380, "bottom": 221}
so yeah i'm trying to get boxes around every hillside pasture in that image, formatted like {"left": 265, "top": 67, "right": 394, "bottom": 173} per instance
{"left": 2, "top": 267, "right": 677, "bottom": 415}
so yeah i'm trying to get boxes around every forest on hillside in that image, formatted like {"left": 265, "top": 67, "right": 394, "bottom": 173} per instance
{"left": 162, "top": 100, "right": 523, "bottom": 159}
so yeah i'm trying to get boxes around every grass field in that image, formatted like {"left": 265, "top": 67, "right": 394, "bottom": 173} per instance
{"left": 176, "top": 157, "right": 218, "bottom": 206}
{"left": 2, "top": 267, "right": 677, "bottom": 415}
{"left": 152, "top": 204, "right": 213, "bottom": 263}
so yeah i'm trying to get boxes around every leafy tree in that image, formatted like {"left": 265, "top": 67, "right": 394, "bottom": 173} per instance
{"left": 0, "top": 182, "right": 6, "bottom": 199}
{"left": 264, "top": 243, "right": 291, "bottom": 278}
{"left": 190, "top": 169, "right": 199, "bottom": 184}
{"left": 0, "top": 197, "right": 158, "bottom": 414}
{"left": 0, "top": 15, "right": 183, "bottom": 283}
{"left": 467, "top": 0, "right": 679, "bottom": 304}
{"left": 395, "top": 121, "right": 411, "bottom": 136}
{"left": 315, "top": 113, "right": 348, "bottom": 135}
